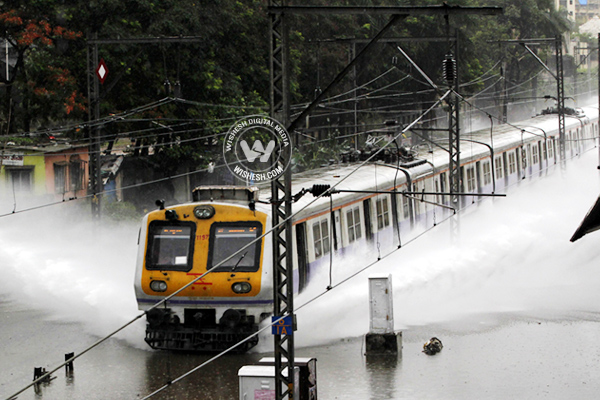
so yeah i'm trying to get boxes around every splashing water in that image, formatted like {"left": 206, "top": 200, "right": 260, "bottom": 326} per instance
{"left": 0, "top": 206, "right": 146, "bottom": 348}
{"left": 2, "top": 152, "right": 600, "bottom": 353}
{"left": 292, "top": 151, "right": 600, "bottom": 347}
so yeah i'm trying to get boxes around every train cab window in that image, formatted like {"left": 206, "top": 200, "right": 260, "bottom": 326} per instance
{"left": 208, "top": 222, "right": 262, "bottom": 272}
{"left": 346, "top": 207, "right": 362, "bottom": 243}
{"left": 312, "top": 219, "right": 330, "bottom": 259}
{"left": 376, "top": 197, "right": 390, "bottom": 230}
{"left": 146, "top": 222, "right": 196, "bottom": 272}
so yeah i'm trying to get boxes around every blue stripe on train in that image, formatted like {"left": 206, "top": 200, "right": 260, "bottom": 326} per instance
{"left": 137, "top": 298, "right": 273, "bottom": 305}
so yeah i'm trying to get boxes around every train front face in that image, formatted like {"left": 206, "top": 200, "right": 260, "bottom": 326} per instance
{"left": 134, "top": 202, "right": 272, "bottom": 352}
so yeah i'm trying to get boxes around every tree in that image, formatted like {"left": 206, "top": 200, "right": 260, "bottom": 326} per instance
{"left": 0, "top": 6, "right": 83, "bottom": 133}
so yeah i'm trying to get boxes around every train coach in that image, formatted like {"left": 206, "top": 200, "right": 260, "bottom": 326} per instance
{"left": 134, "top": 105, "right": 599, "bottom": 352}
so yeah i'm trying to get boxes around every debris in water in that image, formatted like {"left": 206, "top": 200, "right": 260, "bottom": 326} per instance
{"left": 422, "top": 337, "right": 443, "bottom": 355}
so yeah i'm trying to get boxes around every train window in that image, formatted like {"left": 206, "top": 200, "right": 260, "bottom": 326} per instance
{"left": 346, "top": 207, "right": 362, "bottom": 243}
{"left": 542, "top": 142, "right": 547, "bottom": 160}
{"left": 495, "top": 156, "right": 503, "bottom": 179}
{"left": 146, "top": 221, "right": 196, "bottom": 272}
{"left": 402, "top": 195, "right": 410, "bottom": 219}
{"left": 548, "top": 140, "right": 554, "bottom": 159}
{"left": 312, "top": 219, "right": 330, "bottom": 259}
{"left": 508, "top": 152, "right": 516, "bottom": 174}
{"left": 207, "top": 222, "right": 262, "bottom": 272}
{"left": 466, "top": 167, "right": 476, "bottom": 192}
{"left": 482, "top": 162, "right": 491, "bottom": 186}
{"left": 376, "top": 197, "right": 390, "bottom": 230}
{"left": 413, "top": 183, "right": 420, "bottom": 215}
{"left": 532, "top": 144, "right": 539, "bottom": 165}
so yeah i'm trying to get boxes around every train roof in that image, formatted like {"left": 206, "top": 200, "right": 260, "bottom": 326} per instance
{"left": 259, "top": 104, "right": 598, "bottom": 220}
{"left": 172, "top": 104, "right": 597, "bottom": 223}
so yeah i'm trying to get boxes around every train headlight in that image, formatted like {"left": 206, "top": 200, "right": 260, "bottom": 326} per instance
{"left": 232, "top": 282, "right": 252, "bottom": 294}
{"left": 194, "top": 205, "right": 215, "bottom": 219}
{"left": 150, "top": 280, "right": 168, "bottom": 292}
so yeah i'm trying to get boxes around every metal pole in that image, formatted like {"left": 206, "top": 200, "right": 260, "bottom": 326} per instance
{"left": 448, "top": 29, "right": 460, "bottom": 204}
{"left": 353, "top": 42, "right": 358, "bottom": 151}
{"left": 5, "top": 40, "right": 8, "bottom": 81}
{"left": 269, "top": 2, "right": 294, "bottom": 398}
{"left": 502, "top": 59, "right": 508, "bottom": 123}
{"left": 556, "top": 35, "right": 566, "bottom": 163}
{"left": 87, "top": 32, "right": 101, "bottom": 219}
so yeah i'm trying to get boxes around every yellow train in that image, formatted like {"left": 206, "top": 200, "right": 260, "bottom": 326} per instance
{"left": 134, "top": 187, "right": 273, "bottom": 352}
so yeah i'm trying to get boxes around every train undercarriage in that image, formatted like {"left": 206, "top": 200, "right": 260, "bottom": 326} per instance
{"left": 144, "top": 307, "right": 259, "bottom": 352}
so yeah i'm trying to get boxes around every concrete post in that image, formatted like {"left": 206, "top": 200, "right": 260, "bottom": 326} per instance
{"left": 365, "top": 275, "right": 402, "bottom": 355}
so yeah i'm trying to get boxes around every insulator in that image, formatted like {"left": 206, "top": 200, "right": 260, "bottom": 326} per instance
{"left": 442, "top": 54, "right": 457, "bottom": 84}
{"left": 310, "top": 184, "right": 331, "bottom": 197}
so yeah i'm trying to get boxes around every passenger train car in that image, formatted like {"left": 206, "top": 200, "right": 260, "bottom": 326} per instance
{"left": 134, "top": 105, "right": 599, "bottom": 352}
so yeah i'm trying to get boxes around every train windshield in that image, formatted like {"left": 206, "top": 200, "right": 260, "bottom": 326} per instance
{"left": 146, "top": 222, "right": 195, "bottom": 272}
{"left": 208, "top": 222, "right": 262, "bottom": 272}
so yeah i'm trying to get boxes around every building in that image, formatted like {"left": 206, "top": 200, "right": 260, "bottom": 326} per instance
{"left": 0, "top": 143, "right": 89, "bottom": 201}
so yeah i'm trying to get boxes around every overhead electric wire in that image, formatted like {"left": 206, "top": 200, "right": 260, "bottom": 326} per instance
{"left": 2, "top": 96, "right": 264, "bottom": 140}
{"left": 289, "top": 67, "right": 398, "bottom": 110}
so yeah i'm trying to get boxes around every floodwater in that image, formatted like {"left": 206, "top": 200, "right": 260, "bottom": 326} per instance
{"left": 1, "top": 149, "right": 600, "bottom": 399}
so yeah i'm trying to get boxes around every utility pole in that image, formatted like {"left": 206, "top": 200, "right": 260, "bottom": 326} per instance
{"left": 269, "top": 2, "right": 294, "bottom": 399}
{"left": 555, "top": 35, "right": 566, "bottom": 162}
{"left": 445, "top": 27, "right": 461, "bottom": 205}
{"left": 87, "top": 32, "right": 102, "bottom": 220}
{"left": 498, "top": 38, "right": 567, "bottom": 161}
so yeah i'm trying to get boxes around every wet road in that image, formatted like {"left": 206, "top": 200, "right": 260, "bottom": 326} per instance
{"left": 2, "top": 301, "right": 600, "bottom": 399}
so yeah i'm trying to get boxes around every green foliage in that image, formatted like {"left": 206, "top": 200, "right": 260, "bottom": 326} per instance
{"left": 101, "top": 199, "right": 141, "bottom": 222}
{"left": 292, "top": 136, "right": 351, "bottom": 172}
{"left": 0, "top": 0, "right": 575, "bottom": 173}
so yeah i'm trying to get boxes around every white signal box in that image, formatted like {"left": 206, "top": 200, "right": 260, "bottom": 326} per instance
{"left": 369, "top": 274, "right": 394, "bottom": 334}
{"left": 238, "top": 365, "right": 299, "bottom": 400}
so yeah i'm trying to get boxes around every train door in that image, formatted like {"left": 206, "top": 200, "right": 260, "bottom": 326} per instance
{"left": 475, "top": 161, "right": 482, "bottom": 194}
{"left": 502, "top": 152, "right": 508, "bottom": 183}
{"left": 515, "top": 147, "right": 522, "bottom": 179}
{"left": 541, "top": 140, "right": 547, "bottom": 169}
{"left": 363, "top": 199, "right": 373, "bottom": 243}
{"left": 333, "top": 210, "right": 341, "bottom": 251}
{"left": 295, "top": 223, "right": 309, "bottom": 292}
{"left": 439, "top": 172, "right": 446, "bottom": 205}
{"left": 390, "top": 192, "right": 399, "bottom": 243}
{"left": 525, "top": 143, "right": 533, "bottom": 176}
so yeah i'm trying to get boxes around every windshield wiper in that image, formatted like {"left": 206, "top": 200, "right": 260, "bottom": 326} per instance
{"left": 231, "top": 251, "right": 248, "bottom": 272}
